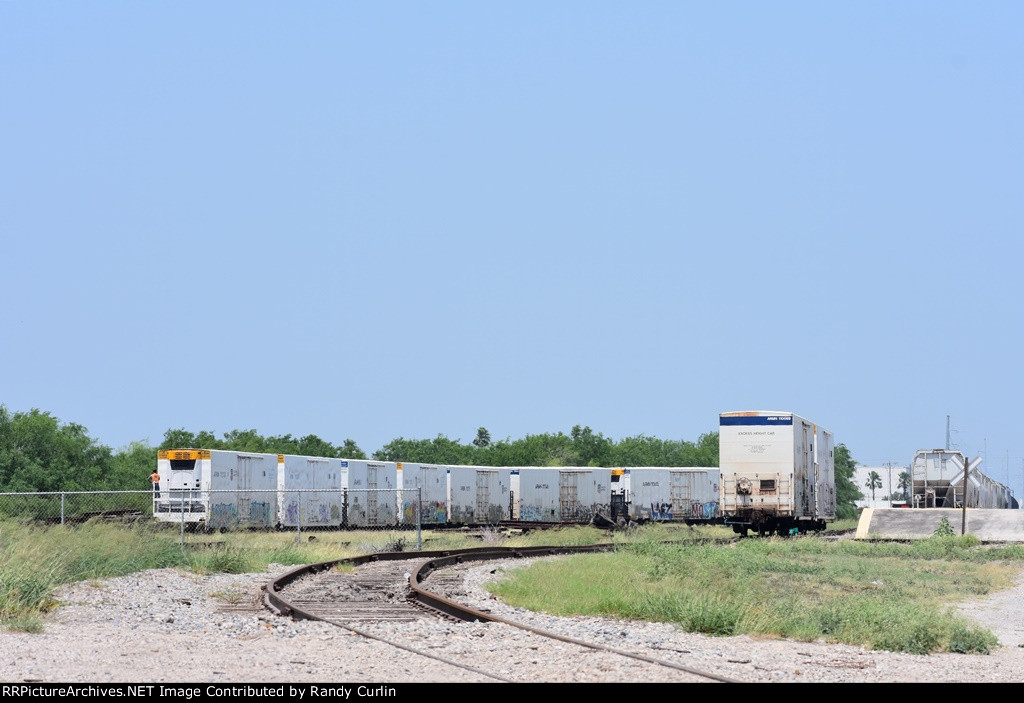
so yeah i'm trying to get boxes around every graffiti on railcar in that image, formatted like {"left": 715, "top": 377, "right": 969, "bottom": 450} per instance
{"left": 210, "top": 503, "right": 238, "bottom": 529}
{"left": 247, "top": 501, "right": 271, "bottom": 526}
{"left": 689, "top": 501, "right": 719, "bottom": 519}
{"left": 519, "top": 505, "right": 544, "bottom": 522}
{"left": 650, "top": 502, "right": 674, "bottom": 520}
{"left": 404, "top": 500, "right": 448, "bottom": 524}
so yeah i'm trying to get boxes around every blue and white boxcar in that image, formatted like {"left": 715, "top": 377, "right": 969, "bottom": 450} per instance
{"left": 447, "top": 465, "right": 510, "bottom": 524}
{"left": 397, "top": 462, "right": 448, "bottom": 525}
{"left": 517, "top": 467, "right": 612, "bottom": 522}
{"left": 278, "top": 454, "right": 345, "bottom": 527}
{"left": 719, "top": 411, "right": 835, "bottom": 535}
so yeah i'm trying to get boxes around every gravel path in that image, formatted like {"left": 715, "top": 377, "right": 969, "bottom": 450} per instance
{"left": 2, "top": 557, "right": 1023, "bottom": 683}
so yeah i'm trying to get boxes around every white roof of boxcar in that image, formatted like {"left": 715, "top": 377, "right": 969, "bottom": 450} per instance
{"left": 720, "top": 410, "right": 794, "bottom": 416}
{"left": 719, "top": 411, "right": 830, "bottom": 433}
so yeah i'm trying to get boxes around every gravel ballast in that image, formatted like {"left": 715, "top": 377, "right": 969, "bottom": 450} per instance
{"left": 2, "top": 557, "right": 1024, "bottom": 683}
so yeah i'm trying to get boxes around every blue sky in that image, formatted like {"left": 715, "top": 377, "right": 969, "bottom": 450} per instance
{"left": 2, "top": 3, "right": 1022, "bottom": 490}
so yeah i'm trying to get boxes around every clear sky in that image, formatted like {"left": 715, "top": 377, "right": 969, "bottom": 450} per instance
{"left": 2, "top": 3, "right": 1022, "bottom": 490}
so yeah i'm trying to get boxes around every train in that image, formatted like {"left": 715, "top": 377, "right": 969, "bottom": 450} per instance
{"left": 909, "top": 449, "right": 1019, "bottom": 510}
{"left": 718, "top": 411, "right": 836, "bottom": 536}
{"left": 153, "top": 449, "right": 721, "bottom": 530}
{"left": 154, "top": 412, "right": 1024, "bottom": 537}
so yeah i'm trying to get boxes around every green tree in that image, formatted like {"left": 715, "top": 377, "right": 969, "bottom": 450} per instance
{"left": 472, "top": 427, "right": 491, "bottom": 448}
{"left": 294, "top": 434, "right": 338, "bottom": 458}
{"left": 162, "top": 427, "right": 365, "bottom": 459}
{"left": 692, "top": 432, "right": 720, "bottom": 467}
{"left": 220, "top": 429, "right": 269, "bottom": 453}
{"left": 160, "top": 428, "right": 199, "bottom": 450}
{"left": 608, "top": 435, "right": 665, "bottom": 466}
{"left": 834, "top": 443, "right": 862, "bottom": 520}
{"left": 341, "top": 439, "right": 367, "bottom": 459}
{"left": 897, "top": 471, "right": 911, "bottom": 501}
{"left": 373, "top": 435, "right": 473, "bottom": 464}
{"left": 0, "top": 406, "right": 118, "bottom": 491}
{"left": 570, "top": 425, "right": 612, "bottom": 466}
{"left": 865, "top": 470, "right": 883, "bottom": 502}
{"left": 108, "top": 440, "right": 159, "bottom": 489}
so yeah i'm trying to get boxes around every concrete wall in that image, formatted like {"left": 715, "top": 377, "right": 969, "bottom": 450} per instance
{"left": 856, "top": 507, "right": 1024, "bottom": 542}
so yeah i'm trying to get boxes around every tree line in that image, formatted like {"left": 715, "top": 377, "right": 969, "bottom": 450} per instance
{"left": 373, "top": 425, "right": 720, "bottom": 468}
{"left": 0, "top": 406, "right": 862, "bottom": 517}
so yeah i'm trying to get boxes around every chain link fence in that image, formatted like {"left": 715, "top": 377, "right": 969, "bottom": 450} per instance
{"left": 0, "top": 488, "right": 427, "bottom": 548}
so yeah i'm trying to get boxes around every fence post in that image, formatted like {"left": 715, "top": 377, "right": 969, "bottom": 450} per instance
{"left": 417, "top": 487, "right": 422, "bottom": 551}
{"left": 296, "top": 492, "right": 302, "bottom": 546}
{"left": 61, "top": 492, "right": 65, "bottom": 526}
{"left": 180, "top": 491, "right": 185, "bottom": 548}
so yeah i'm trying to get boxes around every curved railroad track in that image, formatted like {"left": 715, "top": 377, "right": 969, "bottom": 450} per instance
{"left": 263, "top": 544, "right": 739, "bottom": 683}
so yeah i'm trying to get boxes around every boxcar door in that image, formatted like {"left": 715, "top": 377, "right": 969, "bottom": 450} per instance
{"left": 669, "top": 471, "right": 692, "bottom": 520}
{"left": 476, "top": 470, "right": 495, "bottom": 524}
{"left": 801, "top": 421, "right": 815, "bottom": 517}
{"left": 237, "top": 455, "right": 253, "bottom": 527}
{"left": 559, "top": 471, "right": 580, "bottom": 522}
{"left": 367, "top": 464, "right": 379, "bottom": 526}
{"left": 421, "top": 466, "right": 445, "bottom": 524}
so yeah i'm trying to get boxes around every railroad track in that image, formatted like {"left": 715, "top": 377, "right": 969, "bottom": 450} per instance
{"left": 263, "top": 544, "right": 739, "bottom": 683}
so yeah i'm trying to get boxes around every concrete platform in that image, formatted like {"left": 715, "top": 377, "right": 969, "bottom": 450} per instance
{"left": 856, "top": 507, "right": 1024, "bottom": 542}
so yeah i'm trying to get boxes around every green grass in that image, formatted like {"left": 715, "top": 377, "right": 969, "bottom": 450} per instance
{"left": 0, "top": 518, "right": 658, "bottom": 630}
{"left": 12, "top": 516, "right": 994, "bottom": 655}
{"left": 487, "top": 534, "right": 1015, "bottom": 655}
{"left": 0, "top": 520, "right": 180, "bottom": 629}
{"left": 0, "top": 519, "right": 371, "bottom": 628}
{"left": 825, "top": 517, "right": 860, "bottom": 532}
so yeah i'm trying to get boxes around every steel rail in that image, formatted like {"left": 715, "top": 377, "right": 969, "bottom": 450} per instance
{"left": 406, "top": 548, "right": 738, "bottom": 683}
{"left": 264, "top": 543, "right": 738, "bottom": 683}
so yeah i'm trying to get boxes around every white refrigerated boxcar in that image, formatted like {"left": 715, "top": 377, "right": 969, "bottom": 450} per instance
{"left": 278, "top": 454, "right": 345, "bottom": 527}
{"left": 447, "top": 465, "right": 510, "bottom": 524}
{"left": 155, "top": 449, "right": 279, "bottom": 529}
{"left": 719, "top": 411, "right": 835, "bottom": 535}
{"left": 626, "top": 467, "right": 720, "bottom": 521}
{"left": 397, "top": 462, "right": 448, "bottom": 525}
{"left": 517, "top": 467, "right": 612, "bottom": 523}
{"left": 344, "top": 460, "right": 398, "bottom": 527}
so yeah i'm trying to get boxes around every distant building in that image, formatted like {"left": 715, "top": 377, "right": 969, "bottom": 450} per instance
{"left": 854, "top": 465, "right": 907, "bottom": 509}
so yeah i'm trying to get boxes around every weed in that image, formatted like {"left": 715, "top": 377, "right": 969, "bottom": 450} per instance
{"left": 384, "top": 535, "right": 407, "bottom": 552}
{"left": 3, "top": 614, "right": 44, "bottom": 633}
{"left": 479, "top": 527, "right": 505, "bottom": 545}
{"left": 933, "top": 517, "right": 956, "bottom": 537}
{"left": 948, "top": 621, "right": 997, "bottom": 654}
{"left": 209, "top": 588, "right": 247, "bottom": 605}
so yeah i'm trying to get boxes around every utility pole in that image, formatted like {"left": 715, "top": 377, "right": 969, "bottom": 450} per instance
{"left": 885, "top": 461, "right": 894, "bottom": 508}
{"left": 962, "top": 455, "right": 969, "bottom": 536}
{"left": 946, "top": 416, "right": 951, "bottom": 451}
